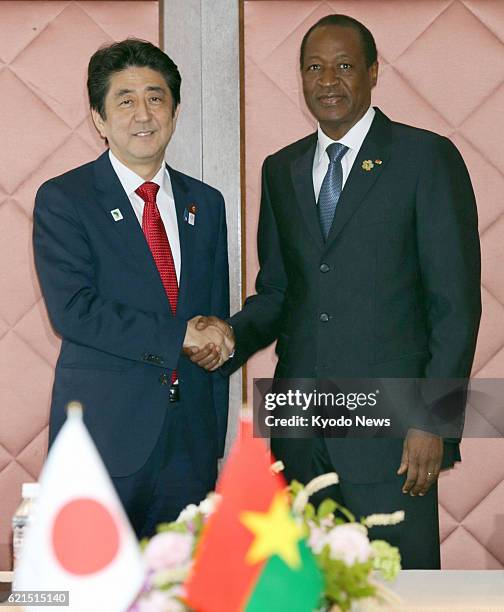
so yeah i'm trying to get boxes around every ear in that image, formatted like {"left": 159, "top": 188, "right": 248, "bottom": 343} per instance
{"left": 91, "top": 108, "right": 107, "bottom": 139}
{"left": 369, "top": 62, "right": 378, "bottom": 89}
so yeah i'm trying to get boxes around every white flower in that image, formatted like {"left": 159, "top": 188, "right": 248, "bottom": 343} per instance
{"left": 324, "top": 524, "right": 372, "bottom": 565}
{"left": 363, "top": 511, "right": 405, "bottom": 528}
{"left": 270, "top": 460, "right": 285, "bottom": 474}
{"left": 176, "top": 503, "right": 199, "bottom": 524}
{"left": 198, "top": 493, "right": 221, "bottom": 517}
{"left": 143, "top": 532, "right": 194, "bottom": 571}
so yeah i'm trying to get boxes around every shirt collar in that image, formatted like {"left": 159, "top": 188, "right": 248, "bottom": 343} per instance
{"left": 316, "top": 106, "right": 376, "bottom": 164}
{"left": 108, "top": 150, "right": 167, "bottom": 196}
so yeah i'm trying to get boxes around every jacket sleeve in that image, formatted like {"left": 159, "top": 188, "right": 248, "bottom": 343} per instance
{"left": 223, "top": 157, "right": 288, "bottom": 373}
{"left": 33, "top": 180, "right": 187, "bottom": 370}
{"left": 416, "top": 136, "right": 481, "bottom": 379}
{"left": 414, "top": 137, "right": 481, "bottom": 451}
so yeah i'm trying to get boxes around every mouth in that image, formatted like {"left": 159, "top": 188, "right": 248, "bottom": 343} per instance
{"left": 133, "top": 130, "right": 156, "bottom": 137}
{"left": 317, "top": 94, "right": 346, "bottom": 107}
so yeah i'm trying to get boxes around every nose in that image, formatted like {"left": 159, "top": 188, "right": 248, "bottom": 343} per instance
{"left": 134, "top": 98, "right": 151, "bottom": 122}
{"left": 319, "top": 66, "right": 339, "bottom": 87}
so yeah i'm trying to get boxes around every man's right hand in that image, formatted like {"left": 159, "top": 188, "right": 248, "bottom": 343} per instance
{"left": 182, "top": 316, "right": 234, "bottom": 371}
{"left": 184, "top": 316, "right": 235, "bottom": 371}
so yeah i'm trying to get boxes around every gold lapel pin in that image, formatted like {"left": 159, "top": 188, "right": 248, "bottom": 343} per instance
{"left": 362, "top": 160, "right": 374, "bottom": 171}
{"left": 375, "top": 159, "right": 383, "bottom": 165}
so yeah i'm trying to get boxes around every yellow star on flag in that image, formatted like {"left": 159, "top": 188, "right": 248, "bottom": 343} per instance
{"left": 240, "top": 492, "right": 304, "bottom": 569}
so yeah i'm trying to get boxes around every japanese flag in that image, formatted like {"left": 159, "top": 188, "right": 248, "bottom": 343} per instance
{"left": 15, "top": 403, "right": 144, "bottom": 611}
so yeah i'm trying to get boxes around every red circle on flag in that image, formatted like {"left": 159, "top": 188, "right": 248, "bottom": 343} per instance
{"left": 51, "top": 498, "right": 120, "bottom": 575}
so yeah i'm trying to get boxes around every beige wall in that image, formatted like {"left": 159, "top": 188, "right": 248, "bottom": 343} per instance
{"left": 243, "top": 0, "right": 504, "bottom": 568}
{"left": 0, "top": 0, "right": 158, "bottom": 570}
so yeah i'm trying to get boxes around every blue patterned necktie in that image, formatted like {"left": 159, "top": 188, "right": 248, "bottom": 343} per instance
{"left": 318, "top": 142, "right": 348, "bottom": 240}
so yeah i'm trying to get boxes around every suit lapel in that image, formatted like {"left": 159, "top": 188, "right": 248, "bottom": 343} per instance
{"left": 290, "top": 134, "right": 324, "bottom": 249}
{"left": 93, "top": 154, "right": 198, "bottom": 316}
{"left": 93, "top": 153, "right": 170, "bottom": 304}
{"left": 326, "top": 108, "right": 392, "bottom": 245}
{"left": 168, "top": 165, "right": 195, "bottom": 316}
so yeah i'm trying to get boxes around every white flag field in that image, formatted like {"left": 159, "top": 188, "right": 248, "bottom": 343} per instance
{"left": 15, "top": 404, "right": 144, "bottom": 611}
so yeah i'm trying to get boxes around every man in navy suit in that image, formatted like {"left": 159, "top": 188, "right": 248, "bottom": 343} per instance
{"left": 194, "top": 15, "right": 481, "bottom": 567}
{"left": 33, "top": 39, "right": 233, "bottom": 537}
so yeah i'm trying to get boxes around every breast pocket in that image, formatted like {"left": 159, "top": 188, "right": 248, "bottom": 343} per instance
{"left": 351, "top": 196, "right": 397, "bottom": 228}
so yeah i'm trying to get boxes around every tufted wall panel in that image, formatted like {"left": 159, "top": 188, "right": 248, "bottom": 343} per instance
{"left": 0, "top": 0, "right": 158, "bottom": 570}
{"left": 243, "top": 0, "right": 504, "bottom": 568}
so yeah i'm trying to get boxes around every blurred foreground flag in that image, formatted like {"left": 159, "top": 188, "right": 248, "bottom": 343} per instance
{"left": 15, "top": 402, "right": 144, "bottom": 612}
{"left": 185, "top": 421, "right": 322, "bottom": 611}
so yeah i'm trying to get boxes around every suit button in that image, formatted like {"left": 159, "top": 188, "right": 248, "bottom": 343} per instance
{"left": 320, "top": 263, "right": 330, "bottom": 273}
{"left": 159, "top": 373, "right": 169, "bottom": 385}
{"left": 319, "top": 313, "right": 330, "bottom": 322}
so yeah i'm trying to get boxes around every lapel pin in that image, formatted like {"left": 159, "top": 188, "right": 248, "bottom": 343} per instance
{"left": 110, "top": 208, "right": 123, "bottom": 221}
{"left": 185, "top": 204, "right": 197, "bottom": 226}
{"left": 362, "top": 160, "right": 374, "bottom": 172}
{"left": 375, "top": 159, "right": 383, "bottom": 165}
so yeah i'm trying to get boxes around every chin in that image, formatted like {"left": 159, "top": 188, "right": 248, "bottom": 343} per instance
{"left": 318, "top": 111, "right": 350, "bottom": 126}
{"left": 130, "top": 145, "right": 161, "bottom": 159}
{"left": 311, "top": 104, "right": 350, "bottom": 122}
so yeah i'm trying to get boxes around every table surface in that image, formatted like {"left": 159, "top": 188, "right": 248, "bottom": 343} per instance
{"left": 361, "top": 570, "right": 504, "bottom": 611}
{"left": 2, "top": 569, "right": 504, "bottom": 610}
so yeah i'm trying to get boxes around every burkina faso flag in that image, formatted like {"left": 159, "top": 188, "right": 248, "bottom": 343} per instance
{"left": 184, "top": 421, "right": 322, "bottom": 612}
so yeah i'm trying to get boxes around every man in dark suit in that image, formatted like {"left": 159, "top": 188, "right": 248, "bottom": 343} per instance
{"left": 194, "top": 15, "right": 481, "bottom": 568}
{"left": 33, "top": 39, "right": 233, "bottom": 537}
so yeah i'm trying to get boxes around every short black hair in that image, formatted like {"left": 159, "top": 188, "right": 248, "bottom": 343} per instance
{"left": 300, "top": 14, "right": 377, "bottom": 69}
{"left": 87, "top": 38, "right": 181, "bottom": 118}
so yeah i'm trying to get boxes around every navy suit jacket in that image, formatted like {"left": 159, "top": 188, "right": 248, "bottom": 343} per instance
{"left": 227, "top": 109, "right": 481, "bottom": 483}
{"left": 34, "top": 151, "right": 229, "bottom": 482}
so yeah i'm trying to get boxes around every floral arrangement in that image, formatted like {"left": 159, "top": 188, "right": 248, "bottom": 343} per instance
{"left": 131, "top": 470, "right": 403, "bottom": 612}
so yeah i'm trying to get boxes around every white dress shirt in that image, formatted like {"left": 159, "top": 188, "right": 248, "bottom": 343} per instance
{"left": 312, "top": 106, "right": 376, "bottom": 202}
{"left": 109, "top": 151, "right": 181, "bottom": 281}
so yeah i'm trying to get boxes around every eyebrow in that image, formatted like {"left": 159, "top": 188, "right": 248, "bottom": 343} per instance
{"left": 145, "top": 86, "right": 166, "bottom": 94}
{"left": 113, "top": 85, "right": 166, "bottom": 98}
{"left": 305, "top": 52, "right": 354, "bottom": 61}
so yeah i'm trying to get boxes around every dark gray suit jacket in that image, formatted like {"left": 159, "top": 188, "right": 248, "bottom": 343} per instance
{"left": 227, "top": 108, "right": 481, "bottom": 483}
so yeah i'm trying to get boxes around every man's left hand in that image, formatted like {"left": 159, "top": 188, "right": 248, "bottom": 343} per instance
{"left": 397, "top": 428, "right": 443, "bottom": 496}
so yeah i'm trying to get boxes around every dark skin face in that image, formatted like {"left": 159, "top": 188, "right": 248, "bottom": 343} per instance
{"left": 301, "top": 25, "right": 378, "bottom": 140}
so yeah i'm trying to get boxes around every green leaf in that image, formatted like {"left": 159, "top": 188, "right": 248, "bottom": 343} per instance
{"left": 156, "top": 522, "right": 188, "bottom": 534}
{"left": 289, "top": 479, "right": 305, "bottom": 496}
{"left": 371, "top": 540, "right": 402, "bottom": 581}
{"left": 315, "top": 548, "right": 375, "bottom": 611}
{"left": 139, "top": 536, "right": 149, "bottom": 552}
{"left": 304, "top": 502, "right": 316, "bottom": 521}
{"left": 318, "top": 499, "right": 337, "bottom": 519}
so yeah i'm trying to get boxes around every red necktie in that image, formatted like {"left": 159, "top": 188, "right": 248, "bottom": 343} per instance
{"left": 136, "top": 181, "right": 178, "bottom": 383}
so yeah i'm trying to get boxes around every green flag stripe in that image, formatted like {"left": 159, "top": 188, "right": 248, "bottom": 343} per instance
{"left": 245, "top": 540, "right": 322, "bottom": 612}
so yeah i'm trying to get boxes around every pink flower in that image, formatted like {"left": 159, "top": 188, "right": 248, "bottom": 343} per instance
{"left": 307, "top": 522, "right": 327, "bottom": 554}
{"left": 143, "top": 532, "right": 194, "bottom": 571}
{"left": 325, "top": 524, "right": 372, "bottom": 565}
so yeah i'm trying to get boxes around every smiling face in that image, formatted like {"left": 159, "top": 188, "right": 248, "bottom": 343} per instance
{"left": 92, "top": 66, "right": 179, "bottom": 180}
{"left": 301, "top": 25, "right": 378, "bottom": 140}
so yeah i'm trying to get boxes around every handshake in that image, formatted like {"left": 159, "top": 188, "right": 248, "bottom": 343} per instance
{"left": 182, "top": 315, "right": 235, "bottom": 371}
